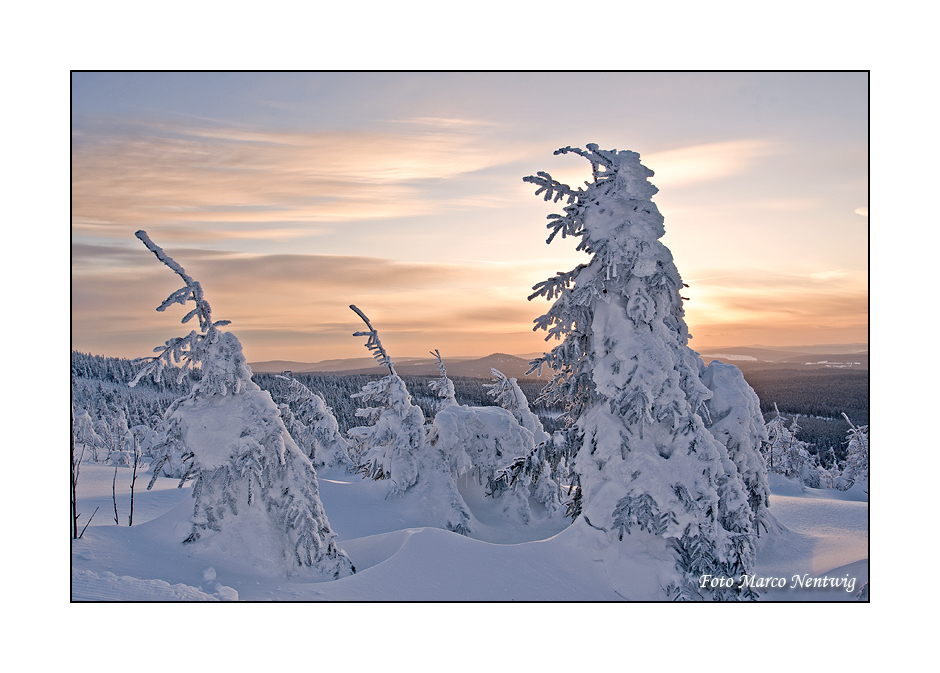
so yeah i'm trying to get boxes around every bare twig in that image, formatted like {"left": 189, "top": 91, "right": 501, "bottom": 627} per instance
{"left": 71, "top": 407, "right": 78, "bottom": 539}
{"left": 112, "top": 464, "right": 120, "bottom": 525}
{"left": 128, "top": 436, "right": 140, "bottom": 526}
{"left": 78, "top": 507, "right": 99, "bottom": 539}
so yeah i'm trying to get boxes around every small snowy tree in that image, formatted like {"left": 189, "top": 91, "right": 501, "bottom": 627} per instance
{"left": 836, "top": 413, "right": 868, "bottom": 492}
{"left": 72, "top": 408, "right": 103, "bottom": 463}
{"left": 131, "top": 231, "right": 353, "bottom": 579}
{"left": 96, "top": 410, "right": 134, "bottom": 466}
{"left": 699, "top": 360, "right": 777, "bottom": 535}
{"left": 413, "top": 354, "right": 539, "bottom": 523}
{"left": 763, "top": 404, "right": 813, "bottom": 480}
{"left": 521, "top": 145, "right": 763, "bottom": 600}
{"left": 485, "top": 368, "right": 551, "bottom": 445}
{"left": 275, "top": 375, "right": 352, "bottom": 470}
{"left": 428, "top": 349, "right": 458, "bottom": 409}
{"left": 347, "top": 306, "right": 472, "bottom": 535}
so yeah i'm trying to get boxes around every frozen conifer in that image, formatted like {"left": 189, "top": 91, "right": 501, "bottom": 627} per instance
{"left": 417, "top": 356, "right": 537, "bottom": 523}
{"left": 700, "top": 360, "right": 776, "bottom": 535}
{"left": 485, "top": 368, "right": 551, "bottom": 445}
{"left": 428, "top": 349, "right": 458, "bottom": 408}
{"left": 764, "top": 403, "right": 813, "bottom": 480}
{"left": 348, "top": 307, "right": 472, "bottom": 535}
{"left": 275, "top": 375, "right": 353, "bottom": 470}
{"left": 523, "top": 145, "right": 763, "bottom": 600}
{"left": 132, "top": 231, "right": 353, "bottom": 579}
{"left": 836, "top": 413, "right": 869, "bottom": 492}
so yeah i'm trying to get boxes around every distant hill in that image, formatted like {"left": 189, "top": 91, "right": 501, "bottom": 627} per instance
{"left": 249, "top": 353, "right": 553, "bottom": 380}
{"left": 250, "top": 343, "right": 868, "bottom": 378}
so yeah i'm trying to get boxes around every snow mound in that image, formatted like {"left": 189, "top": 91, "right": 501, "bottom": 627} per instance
{"left": 72, "top": 569, "right": 237, "bottom": 601}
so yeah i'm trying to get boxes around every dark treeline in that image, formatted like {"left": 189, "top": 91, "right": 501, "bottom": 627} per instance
{"left": 252, "top": 373, "right": 566, "bottom": 435}
{"left": 741, "top": 368, "right": 869, "bottom": 462}
{"left": 71, "top": 351, "right": 200, "bottom": 430}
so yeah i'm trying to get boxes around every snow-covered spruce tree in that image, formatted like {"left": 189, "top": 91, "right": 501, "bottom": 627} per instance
{"left": 423, "top": 356, "right": 535, "bottom": 523}
{"left": 130, "top": 231, "right": 353, "bottom": 579}
{"left": 95, "top": 410, "right": 134, "bottom": 466}
{"left": 347, "top": 307, "right": 473, "bottom": 535}
{"left": 428, "top": 349, "right": 458, "bottom": 409}
{"left": 523, "top": 145, "right": 762, "bottom": 600}
{"left": 72, "top": 408, "right": 103, "bottom": 463}
{"left": 836, "top": 413, "right": 868, "bottom": 492}
{"left": 485, "top": 368, "right": 551, "bottom": 445}
{"left": 699, "top": 360, "right": 777, "bottom": 535}
{"left": 763, "top": 404, "right": 813, "bottom": 480}
{"left": 275, "top": 375, "right": 353, "bottom": 470}
{"left": 479, "top": 368, "right": 567, "bottom": 518}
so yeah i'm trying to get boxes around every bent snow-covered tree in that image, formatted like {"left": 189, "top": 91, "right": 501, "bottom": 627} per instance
{"left": 523, "top": 145, "right": 766, "bottom": 600}
{"left": 428, "top": 349, "right": 458, "bottom": 409}
{"left": 763, "top": 404, "right": 813, "bottom": 480}
{"left": 347, "top": 307, "right": 473, "bottom": 535}
{"left": 424, "top": 357, "right": 536, "bottom": 523}
{"left": 485, "top": 368, "right": 551, "bottom": 445}
{"left": 275, "top": 375, "right": 353, "bottom": 470}
{"left": 130, "top": 231, "right": 353, "bottom": 579}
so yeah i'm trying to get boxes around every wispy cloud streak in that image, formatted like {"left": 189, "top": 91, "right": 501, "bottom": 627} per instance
{"left": 72, "top": 118, "right": 531, "bottom": 240}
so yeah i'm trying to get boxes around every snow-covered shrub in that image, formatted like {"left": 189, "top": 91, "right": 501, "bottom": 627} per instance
{"left": 836, "top": 413, "right": 868, "bottom": 492}
{"left": 412, "top": 354, "right": 542, "bottom": 524}
{"left": 428, "top": 349, "right": 458, "bottom": 408}
{"left": 347, "top": 307, "right": 472, "bottom": 535}
{"left": 521, "top": 145, "right": 764, "bottom": 600}
{"left": 131, "top": 231, "right": 353, "bottom": 579}
{"left": 275, "top": 376, "right": 352, "bottom": 470}
{"left": 485, "top": 368, "right": 551, "bottom": 445}
{"left": 481, "top": 368, "right": 567, "bottom": 518}
{"left": 763, "top": 404, "right": 814, "bottom": 480}
{"left": 72, "top": 408, "right": 103, "bottom": 463}
{"left": 94, "top": 411, "right": 135, "bottom": 466}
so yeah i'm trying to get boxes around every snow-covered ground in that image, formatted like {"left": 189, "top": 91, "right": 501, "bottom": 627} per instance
{"left": 71, "top": 464, "right": 867, "bottom": 601}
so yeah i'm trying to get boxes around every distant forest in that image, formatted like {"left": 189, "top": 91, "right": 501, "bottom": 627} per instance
{"left": 741, "top": 368, "right": 869, "bottom": 460}
{"left": 71, "top": 352, "right": 867, "bottom": 463}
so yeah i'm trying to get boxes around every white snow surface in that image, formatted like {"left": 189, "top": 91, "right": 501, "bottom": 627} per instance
{"left": 71, "top": 463, "right": 867, "bottom": 601}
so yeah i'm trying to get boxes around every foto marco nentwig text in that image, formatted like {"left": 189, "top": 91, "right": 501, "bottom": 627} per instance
{"left": 699, "top": 574, "right": 858, "bottom": 593}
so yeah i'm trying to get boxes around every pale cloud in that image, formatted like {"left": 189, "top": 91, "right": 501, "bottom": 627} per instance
{"left": 388, "top": 116, "right": 501, "bottom": 129}
{"left": 71, "top": 118, "right": 530, "bottom": 239}
{"left": 855, "top": 206, "right": 868, "bottom": 217}
{"left": 642, "top": 140, "right": 779, "bottom": 189}
{"left": 748, "top": 197, "right": 821, "bottom": 211}
{"left": 809, "top": 270, "right": 847, "bottom": 281}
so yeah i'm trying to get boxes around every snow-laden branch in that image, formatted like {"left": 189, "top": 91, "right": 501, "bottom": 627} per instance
{"left": 129, "top": 230, "right": 231, "bottom": 387}
{"left": 350, "top": 305, "right": 395, "bottom": 375}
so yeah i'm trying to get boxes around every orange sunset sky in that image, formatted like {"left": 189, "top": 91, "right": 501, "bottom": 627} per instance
{"left": 71, "top": 72, "right": 868, "bottom": 364}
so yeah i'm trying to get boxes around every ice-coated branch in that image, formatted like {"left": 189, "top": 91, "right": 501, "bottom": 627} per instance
{"left": 350, "top": 305, "right": 395, "bottom": 375}
{"left": 135, "top": 230, "right": 195, "bottom": 286}
{"left": 134, "top": 230, "right": 230, "bottom": 334}
{"left": 129, "top": 231, "right": 231, "bottom": 388}
{"left": 522, "top": 171, "right": 580, "bottom": 204}
{"left": 554, "top": 143, "right": 617, "bottom": 183}
{"left": 430, "top": 349, "right": 447, "bottom": 378}
{"left": 528, "top": 265, "right": 586, "bottom": 302}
